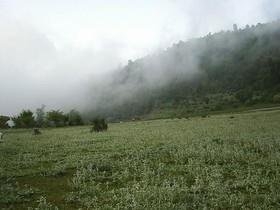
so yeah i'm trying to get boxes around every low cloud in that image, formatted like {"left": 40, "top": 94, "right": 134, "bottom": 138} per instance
{"left": 0, "top": 0, "right": 279, "bottom": 116}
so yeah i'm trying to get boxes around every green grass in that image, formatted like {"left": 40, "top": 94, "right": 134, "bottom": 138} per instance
{"left": 145, "top": 103, "right": 280, "bottom": 120}
{"left": 1, "top": 110, "right": 280, "bottom": 209}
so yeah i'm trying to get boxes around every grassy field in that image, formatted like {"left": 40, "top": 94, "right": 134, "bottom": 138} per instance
{"left": 1, "top": 109, "right": 280, "bottom": 209}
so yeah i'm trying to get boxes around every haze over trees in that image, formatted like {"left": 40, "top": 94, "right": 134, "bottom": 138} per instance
{"left": 1, "top": 21, "right": 280, "bottom": 123}
{"left": 85, "top": 21, "right": 280, "bottom": 120}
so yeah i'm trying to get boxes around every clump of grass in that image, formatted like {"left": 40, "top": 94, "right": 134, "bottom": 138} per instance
{"left": 212, "top": 138, "right": 223, "bottom": 145}
{"left": 40, "top": 162, "right": 67, "bottom": 177}
{"left": 28, "top": 196, "right": 58, "bottom": 210}
{"left": 0, "top": 180, "right": 36, "bottom": 205}
{"left": 201, "top": 113, "right": 210, "bottom": 118}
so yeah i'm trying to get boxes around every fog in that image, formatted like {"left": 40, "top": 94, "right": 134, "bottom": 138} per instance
{"left": 0, "top": 0, "right": 279, "bottom": 116}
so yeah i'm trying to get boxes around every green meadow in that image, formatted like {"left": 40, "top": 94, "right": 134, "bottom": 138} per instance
{"left": 1, "top": 109, "right": 280, "bottom": 209}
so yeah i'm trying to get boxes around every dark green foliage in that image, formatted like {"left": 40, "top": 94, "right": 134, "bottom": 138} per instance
{"left": 273, "top": 93, "right": 280, "bottom": 103}
{"left": 33, "top": 128, "right": 41, "bottom": 135}
{"left": 236, "top": 89, "right": 253, "bottom": 103}
{"left": 201, "top": 113, "right": 209, "bottom": 118}
{"left": 67, "top": 109, "right": 83, "bottom": 126}
{"left": 1, "top": 107, "right": 85, "bottom": 129}
{"left": 0, "top": 181, "right": 36, "bottom": 205}
{"left": 13, "top": 110, "right": 36, "bottom": 128}
{"left": 46, "top": 110, "right": 68, "bottom": 127}
{"left": 91, "top": 118, "right": 108, "bottom": 132}
{"left": 36, "top": 107, "right": 83, "bottom": 128}
{"left": 0, "top": 116, "right": 9, "bottom": 129}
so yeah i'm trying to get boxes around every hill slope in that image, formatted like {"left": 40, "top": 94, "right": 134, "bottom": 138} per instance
{"left": 86, "top": 21, "right": 280, "bottom": 121}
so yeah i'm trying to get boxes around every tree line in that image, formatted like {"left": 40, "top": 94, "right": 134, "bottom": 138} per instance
{"left": 0, "top": 106, "right": 83, "bottom": 129}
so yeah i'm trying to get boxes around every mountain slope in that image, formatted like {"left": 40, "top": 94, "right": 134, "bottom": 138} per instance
{"left": 86, "top": 21, "right": 280, "bottom": 121}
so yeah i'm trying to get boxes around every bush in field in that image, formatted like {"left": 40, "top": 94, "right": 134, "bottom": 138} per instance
{"left": 33, "top": 128, "right": 41, "bottom": 135}
{"left": 0, "top": 116, "right": 9, "bottom": 129}
{"left": 13, "top": 110, "right": 36, "bottom": 128}
{"left": 91, "top": 118, "right": 108, "bottom": 132}
{"left": 67, "top": 109, "right": 83, "bottom": 126}
{"left": 273, "top": 93, "right": 280, "bottom": 103}
{"left": 46, "top": 110, "right": 68, "bottom": 127}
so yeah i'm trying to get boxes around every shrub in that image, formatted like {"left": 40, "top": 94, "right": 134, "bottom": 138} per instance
{"left": 91, "top": 118, "right": 108, "bottom": 132}
{"left": 33, "top": 128, "right": 41, "bottom": 135}
{"left": 13, "top": 110, "right": 36, "bottom": 128}
{"left": 0, "top": 116, "right": 9, "bottom": 129}
{"left": 46, "top": 110, "right": 67, "bottom": 127}
{"left": 68, "top": 109, "right": 83, "bottom": 126}
{"left": 273, "top": 94, "right": 280, "bottom": 103}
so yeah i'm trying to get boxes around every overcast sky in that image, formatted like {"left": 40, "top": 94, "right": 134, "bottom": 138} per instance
{"left": 0, "top": 0, "right": 280, "bottom": 115}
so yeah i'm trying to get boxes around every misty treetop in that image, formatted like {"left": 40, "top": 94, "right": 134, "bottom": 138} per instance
{"left": 85, "top": 21, "right": 280, "bottom": 120}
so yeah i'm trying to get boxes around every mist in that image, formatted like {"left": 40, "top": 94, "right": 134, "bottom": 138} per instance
{"left": 0, "top": 0, "right": 279, "bottom": 116}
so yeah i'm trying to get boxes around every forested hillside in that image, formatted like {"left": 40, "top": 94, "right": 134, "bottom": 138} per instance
{"left": 87, "top": 21, "right": 280, "bottom": 121}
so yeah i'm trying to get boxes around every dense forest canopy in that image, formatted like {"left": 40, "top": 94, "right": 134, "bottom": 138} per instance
{"left": 85, "top": 20, "right": 280, "bottom": 121}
